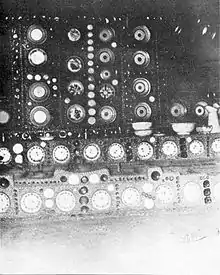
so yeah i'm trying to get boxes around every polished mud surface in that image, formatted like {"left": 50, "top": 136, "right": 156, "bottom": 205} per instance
{"left": 1, "top": 210, "right": 220, "bottom": 274}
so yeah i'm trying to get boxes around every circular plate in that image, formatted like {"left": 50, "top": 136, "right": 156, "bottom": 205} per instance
{"left": 27, "top": 25, "right": 47, "bottom": 44}
{"left": 56, "top": 191, "right": 76, "bottom": 212}
{"left": 67, "top": 80, "right": 84, "bottom": 96}
{"left": 91, "top": 190, "right": 111, "bottom": 210}
{"left": 134, "top": 102, "right": 152, "bottom": 119}
{"left": 83, "top": 143, "right": 101, "bottom": 161}
{"left": 0, "top": 110, "right": 10, "bottom": 124}
{"left": 30, "top": 106, "right": 50, "bottom": 127}
{"left": 27, "top": 145, "right": 45, "bottom": 164}
{"left": 99, "top": 84, "right": 115, "bottom": 99}
{"left": 29, "top": 82, "right": 50, "bottom": 102}
{"left": 53, "top": 145, "right": 70, "bottom": 164}
{"left": 121, "top": 187, "right": 141, "bottom": 207}
{"left": 133, "top": 78, "right": 151, "bottom": 96}
{"left": 28, "top": 48, "right": 47, "bottom": 66}
{"left": 161, "top": 141, "right": 178, "bottom": 157}
{"left": 0, "top": 147, "right": 11, "bottom": 164}
{"left": 68, "top": 28, "right": 81, "bottom": 42}
{"left": 189, "top": 140, "right": 204, "bottom": 155}
{"left": 108, "top": 143, "right": 125, "bottom": 160}
{"left": 133, "top": 25, "right": 151, "bottom": 42}
{"left": 155, "top": 185, "right": 174, "bottom": 204}
{"left": 137, "top": 142, "right": 154, "bottom": 160}
{"left": 67, "top": 104, "right": 85, "bottom": 123}
{"left": 0, "top": 193, "right": 10, "bottom": 213}
{"left": 98, "top": 48, "right": 115, "bottom": 63}
{"left": 133, "top": 51, "right": 150, "bottom": 66}
{"left": 20, "top": 193, "right": 42, "bottom": 213}
{"left": 99, "top": 106, "right": 116, "bottom": 123}
{"left": 67, "top": 56, "right": 83, "bottom": 72}
{"left": 100, "top": 69, "right": 111, "bottom": 80}
{"left": 99, "top": 27, "right": 115, "bottom": 42}
{"left": 211, "top": 138, "right": 220, "bottom": 153}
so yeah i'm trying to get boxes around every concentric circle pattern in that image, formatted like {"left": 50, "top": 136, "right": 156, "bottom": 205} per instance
{"left": 122, "top": 187, "right": 141, "bottom": 207}
{"left": 56, "top": 191, "right": 76, "bottom": 212}
{"left": 91, "top": 190, "right": 112, "bottom": 210}
{"left": 20, "top": 193, "right": 42, "bottom": 213}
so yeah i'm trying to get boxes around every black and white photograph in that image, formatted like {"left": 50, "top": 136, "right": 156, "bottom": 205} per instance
{"left": 0, "top": 0, "right": 219, "bottom": 274}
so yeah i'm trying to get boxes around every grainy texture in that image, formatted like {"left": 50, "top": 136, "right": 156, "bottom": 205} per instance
{"left": 0, "top": 0, "right": 219, "bottom": 274}
{"left": 1, "top": 209, "right": 220, "bottom": 274}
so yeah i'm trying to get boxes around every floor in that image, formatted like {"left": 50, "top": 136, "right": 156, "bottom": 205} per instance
{"left": 1, "top": 208, "right": 220, "bottom": 274}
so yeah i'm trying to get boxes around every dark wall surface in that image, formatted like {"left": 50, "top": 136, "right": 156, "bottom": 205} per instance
{"left": 0, "top": 0, "right": 219, "bottom": 20}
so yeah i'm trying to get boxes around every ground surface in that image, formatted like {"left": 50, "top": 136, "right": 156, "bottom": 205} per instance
{"left": 1, "top": 208, "right": 220, "bottom": 274}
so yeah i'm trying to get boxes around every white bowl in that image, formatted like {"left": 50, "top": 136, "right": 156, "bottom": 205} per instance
{"left": 135, "top": 129, "right": 153, "bottom": 136}
{"left": 132, "top": 122, "right": 152, "bottom": 131}
{"left": 172, "top": 123, "right": 195, "bottom": 135}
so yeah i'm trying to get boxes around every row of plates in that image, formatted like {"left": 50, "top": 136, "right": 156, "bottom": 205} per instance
{"left": 1, "top": 136, "right": 220, "bottom": 165}
{"left": 0, "top": 169, "right": 219, "bottom": 217}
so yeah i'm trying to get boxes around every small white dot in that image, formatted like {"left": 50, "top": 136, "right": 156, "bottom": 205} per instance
{"left": 88, "top": 84, "right": 95, "bottom": 90}
{"left": 88, "top": 46, "right": 94, "bottom": 52}
{"left": 40, "top": 141, "right": 47, "bottom": 148}
{"left": 35, "top": 74, "right": 41, "bottom": 81}
{"left": 88, "top": 91, "right": 95, "bottom": 98}
{"left": 15, "top": 154, "right": 23, "bottom": 164}
{"left": 88, "top": 99, "right": 96, "bottom": 107}
{"left": 64, "top": 98, "right": 71, "bottom": 104}
{"left": 108, "top": 184, "right": 115, "bottom": 192}
{"left": 44, "top": 188, "right": 54, "bottom": 198}
{"left": 144, "top": 198, "right": 154, "bottom": 209}
{"left": 149, "top": 96, "right": 155, "bottom": 102}
{"left": 88, "top": 32, "right": 93, "bottom": 38}
{"left": 88, "top": 108, "right": 96, "bottom": 116}
{"left": 150, "top": 137, "right": 156, "bottom": 143}
{"left": 87, "top": 39, "right": 93, "bottom": 45}
{"left": 88, "top": 68, "right": 94, "bottom": 74}
{"left": 53, "top": 85, "right": 58, "bottom": 90}
{"left": 52, "top": 78, "right": 57, "bottom": 83}
{"left": 27, "top": 74, "right": 33, "bottom": 80}
{"left": 88, "top": 60, "right": 94, "bottom": 66}
{"left": 88, "top": 53, "right": 94, "bottom": 59}
{"left": 87, "top": 24, "right": 93, "bottom": 30}
{"left": 47, "top": 80, "right": 51, "bottom": 84}
{"left": 13, "top": 143, "right": 23, "bottom": 154}
{"left": 111, "top": 42, "right": 117, "bottom": 48}
{"left": 112, "top": 79, "right": 118, "bottom": 86}
{"left": 45, "top": 199, "right": 54, "bottom": 208}
{"left": 88, "top": 116, "right": 96, "bottom": 125}
{"left": 88, "top": 76, "right": 94, "bottom": 82}
{"left": 27, "top": 102, "right": 32, "bottom": 106}
{"left": 186, "top": 137, "right": 192, "bottom": 143}
{"left": 43, "top": 74, "right": 49, "bottom": 80}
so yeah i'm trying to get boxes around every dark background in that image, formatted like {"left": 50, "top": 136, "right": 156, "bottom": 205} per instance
{"left": 0, "top": 0, "right": 219, "bottom": 132}
{"left": 0, "top": 0, "right": 219, "bottom": 21}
